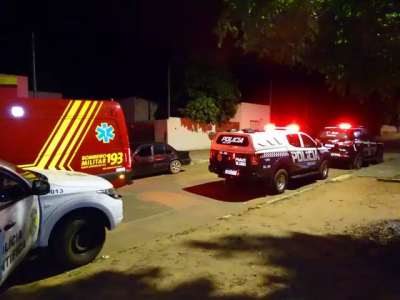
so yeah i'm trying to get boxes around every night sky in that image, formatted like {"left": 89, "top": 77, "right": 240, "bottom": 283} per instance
{"left": 0, "top": 0, "right": 375, "bottom": 132}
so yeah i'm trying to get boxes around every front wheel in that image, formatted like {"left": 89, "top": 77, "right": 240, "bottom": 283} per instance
{"left": 374, "top": 150, "right": 384, "bottom": 164}
{"left": 271, "top": 169, "right": 288, "bottom": 194}
{"left": 318, "top": 160, "right": 329, "bottom": 180}
{"left": 50, "top": 215, "right": 106, "bottom": 268}
{"left": 351, "top": 154, "right": 363, "bottom": 170}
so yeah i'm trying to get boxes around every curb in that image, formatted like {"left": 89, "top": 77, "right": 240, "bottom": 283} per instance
{"left": 327, "top": 174, "right": 353, "bottom": 183}
{"left": 377, "top": 178, "right": 400, "bottom": 183}
{"left": 192, "top": 159, "right": 209, "bottom": 165}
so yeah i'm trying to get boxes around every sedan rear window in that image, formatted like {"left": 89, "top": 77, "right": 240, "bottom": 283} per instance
{"left": 216, "top": 135, "right": 249, "bottom": 147}
{"left": 317, "top": 129, "right": 359, "bottom": 141}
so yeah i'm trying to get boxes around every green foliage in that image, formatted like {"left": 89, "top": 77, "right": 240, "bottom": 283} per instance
{"left": 179, "top": 59, "right": 240, "bottom": 124}
{"left": 216, "top": 0, "right": 400, "bottom": 98}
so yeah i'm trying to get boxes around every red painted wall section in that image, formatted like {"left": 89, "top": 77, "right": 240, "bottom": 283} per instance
{"left": 0, "top": 74, "right": 29, "bottom": 100}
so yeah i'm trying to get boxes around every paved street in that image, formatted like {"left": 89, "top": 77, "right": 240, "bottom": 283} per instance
{"left": 102, "top": 163, "right": 351, "bottom": 255}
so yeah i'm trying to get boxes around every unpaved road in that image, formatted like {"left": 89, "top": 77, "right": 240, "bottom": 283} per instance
{"left": 4, "top": 176, "right": 400, "bottom": 299}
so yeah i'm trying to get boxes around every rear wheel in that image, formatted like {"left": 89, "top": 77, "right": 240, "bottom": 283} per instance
{"left": 318, "top": 160, "right": 329, "bottom": 180}
{"left": 50, "top": 214, "right": 106, "bottom": 268}
{"left": 169, "top": 160, "right": 181, "bottom": 174}
{"left": 271, "top": 169, "right": 288, "bottom": 194}
{"left": 351, "top": 154, "right": 363, "bottom": 170}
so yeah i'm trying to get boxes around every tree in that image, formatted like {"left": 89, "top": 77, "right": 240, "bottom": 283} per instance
{"left": 216, "top": 0, "right": 400, "bottom": 98}
{"left": 179, "top": 58, "right": 241, "bottom": 124}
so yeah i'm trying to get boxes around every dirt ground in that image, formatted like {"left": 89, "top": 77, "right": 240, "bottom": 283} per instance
{"left": 2, "top": 177, "right": 400, "bottom": 300}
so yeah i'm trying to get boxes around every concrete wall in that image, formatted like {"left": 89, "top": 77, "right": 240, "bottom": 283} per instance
{"left": 154, "top": 119, "right": 168, "bottom": 143}
{"left": 230, "top": 102, "right": 270, "bottom": 130}
{"left": 119, "top": 97, "right": 158, "bottom": 123}
{"left": 28, "top": 91, "right": 62, "bottom": 99}
{"left": 154, "top": 118, "right": 215, "bottom": 150}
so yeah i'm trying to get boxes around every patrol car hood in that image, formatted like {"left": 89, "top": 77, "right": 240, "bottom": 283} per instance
{"left": 34, "top": 169, "right": 113, "bottom": 189}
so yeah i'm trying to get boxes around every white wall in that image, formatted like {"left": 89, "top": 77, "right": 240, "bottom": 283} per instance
{"left": 160, "top": 117, "right": 215, "bottom": 150}
{"left": 230, "top": 102, "right": 270, "bottom": 129}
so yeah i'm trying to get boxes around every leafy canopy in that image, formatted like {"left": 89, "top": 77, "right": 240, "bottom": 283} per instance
{"left": 179, "top": 61, "right": 241, "bottom": 124}
{"left": 216, "top": 0, "right": 400, "bottom": 98}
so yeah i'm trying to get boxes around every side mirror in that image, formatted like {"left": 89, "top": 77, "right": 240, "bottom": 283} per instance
{"left": 133, "top": 155, "right": 140, "bottom": 161}
{"left": 32, "top": 180, "right": 50, "bottom": 196}
{"left": 316, "top": 142, "right": 323, "bottom": 148}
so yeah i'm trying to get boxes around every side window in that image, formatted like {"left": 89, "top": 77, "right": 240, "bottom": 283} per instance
{"left": 300, "top": 134, "right": 317, "bottom": 148}
{"left": 137, "top": 146, "right": 152, "bottom": 158}
{"left": 153, "top": 145, "right": 165, "bottom": 155}
{"left": 287, "top": 134, "right": 301, "bottom": 148}
{"left": 0, "top": 172, "right": 28, "bottom": 207}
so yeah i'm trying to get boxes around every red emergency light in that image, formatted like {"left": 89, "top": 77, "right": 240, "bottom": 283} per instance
{"left": 338, "top": 123, "right": 352, "bottom": 129}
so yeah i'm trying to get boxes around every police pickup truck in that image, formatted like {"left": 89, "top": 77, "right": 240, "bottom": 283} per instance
{"left": 209, "top": 125, "right": 331, "bottom": 194}
{"left": 0, "top": 159, "right": 123, "bottom": 286}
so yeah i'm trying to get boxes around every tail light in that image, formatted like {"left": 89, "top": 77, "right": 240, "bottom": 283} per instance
{"left": 210, "top": 150, "right": 218, "bottom": 159}
{"left": 250, "top": 154, "right": 261, "bottom": 165}
{"left": 126, "top": 148, "right": 132, "bottom": 169}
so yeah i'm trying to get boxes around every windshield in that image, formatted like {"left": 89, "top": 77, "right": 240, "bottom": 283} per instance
{"left": 317, "top": 129, "right": 357, "bottom": 142}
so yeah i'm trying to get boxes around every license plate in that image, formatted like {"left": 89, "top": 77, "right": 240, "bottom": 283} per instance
{"left": 225, "top": 169, "right": 238, "bottom": 176}
{"left": 325, "top": 143, "right": 334, "bottom": 148}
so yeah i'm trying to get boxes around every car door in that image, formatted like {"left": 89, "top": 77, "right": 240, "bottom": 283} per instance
{"left": 286, "top": 133, "right": 304, "bottom": 175}
{"left": 365, "top": 132, "right": 378, "bottom": 158}
{"left": 132, "top": 145, "right": 154, "bottom": 176}
{"left": 0, "top": 168, "right": 38, "bottom": 286}
{"left": 357, "top": 131, "right": 370, "bottom": 159}
{"left": 152, "top": 144, "right": 169, "bottom": 172}
{"left": 299, "top": 133, "right": 320, "bottom": 171}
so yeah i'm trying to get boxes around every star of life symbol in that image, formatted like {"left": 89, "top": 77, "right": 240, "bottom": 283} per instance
{"left": 96, "top": 123, "right": 115, "bottom": 143}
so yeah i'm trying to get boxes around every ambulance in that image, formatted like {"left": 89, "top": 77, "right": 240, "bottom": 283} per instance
{"left": 0, "top": 98, "right": 132, "bottom": 188}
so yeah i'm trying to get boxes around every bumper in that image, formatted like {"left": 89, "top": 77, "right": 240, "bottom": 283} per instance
{"left": 109, "top": 198, "right": 124, "bottom": 229}
{"left": 99, "top": 170, "right": 133, "bottom": 188}
{"left": 208, "top": 165, "right": 263, "bottom": 181}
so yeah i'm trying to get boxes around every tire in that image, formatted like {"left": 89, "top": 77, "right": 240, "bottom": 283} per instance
{"left": 317, "top": 160, "right": 329, "bottom": 180}
{"left": 374, "top": 150, "right": 384, "bottom": 164}
{"left": 169, "top": 160, "right": 181, "bottom": 174}
{"left": 351, "top": 154, "right": 363, "bottom": 170}
{"left": 271, "top": 169, "right": 288, "bottom": 194}
{"left": 50, "top": 214, "right": 106, "bottom": 268}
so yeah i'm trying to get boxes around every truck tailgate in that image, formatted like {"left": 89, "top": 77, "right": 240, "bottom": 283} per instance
{"left": 177, "top": 150, "right": 191, "bottom": 165}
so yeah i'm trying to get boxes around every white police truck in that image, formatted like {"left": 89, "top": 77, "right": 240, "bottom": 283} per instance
{"left": 209, "top": 125, "right": 331, "bottom": 194}
{"left": 0, "top": 159, "right": 123, "bottom": 286}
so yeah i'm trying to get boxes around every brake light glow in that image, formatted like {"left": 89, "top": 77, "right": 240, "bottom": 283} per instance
{"left": 126, "top": 148, "right": 132, "bottom": 169}
{"left": 264, "top": 123, "right": 276, "bottom": 131}
{"left": 286, "top": 124, "right": 300, "bottom": 132}
{"left": 250, "top": 154, "right": 261, "bottom": 165}
{"left": 339, "top": 123, "right": 351, "bottom": 129}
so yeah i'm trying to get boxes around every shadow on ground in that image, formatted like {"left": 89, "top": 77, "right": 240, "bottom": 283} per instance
{"left": 186, "top": 232, "right": 400, "bottom": 299}
{"left": 3, "top": 231, "right": 400, "bottom": 299}
{"left": 183, "top": 178, "right": 318, "bottom": 202}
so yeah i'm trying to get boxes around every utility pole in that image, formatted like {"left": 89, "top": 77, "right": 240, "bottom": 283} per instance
{"left": 32, "top": 32, "right": 37, "bottom": 98}
{"left": 167, "top": 62, "right": 171, "bottom": 119}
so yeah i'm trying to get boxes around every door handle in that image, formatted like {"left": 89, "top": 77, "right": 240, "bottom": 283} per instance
{"left": 4, "top": 221, "right": 16, "bottom": 231}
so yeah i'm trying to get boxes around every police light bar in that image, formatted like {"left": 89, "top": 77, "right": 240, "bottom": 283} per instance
{"left": 338, "top": 123, "right": 351, "bottom": 129}
{"left": 264, "top": 123, "right": 276, "bottom": 131}
{"left": 286, "top": 124, "right": 300, "bottom": 132}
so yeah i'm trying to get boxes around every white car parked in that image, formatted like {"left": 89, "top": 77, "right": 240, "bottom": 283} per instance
{"left": 0, "top": 159, "right": 123, "bottom": 286}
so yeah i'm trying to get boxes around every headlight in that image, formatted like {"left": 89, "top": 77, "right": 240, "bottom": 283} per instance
{"left": 96, "top": 188, "right": 121, "bottom": 199}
